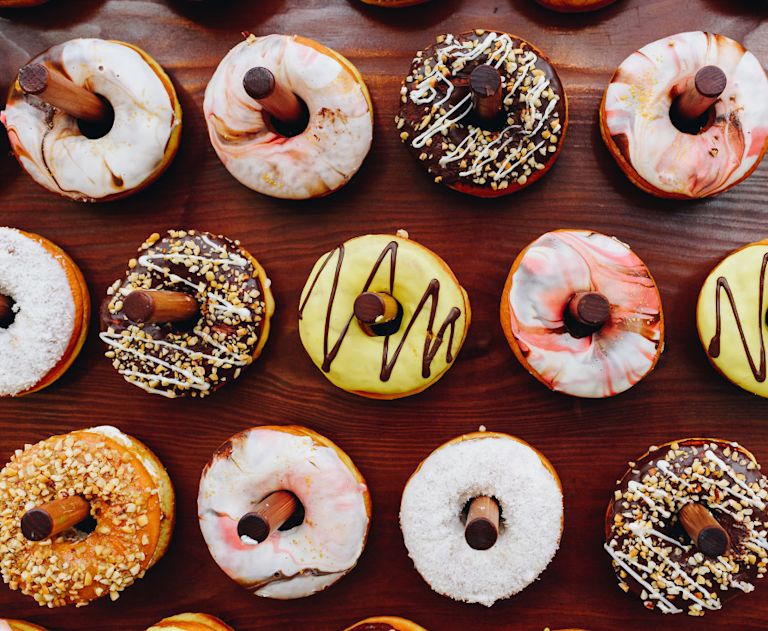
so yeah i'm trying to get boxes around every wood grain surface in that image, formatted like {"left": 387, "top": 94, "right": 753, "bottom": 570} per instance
{"left": 1, "top": 1, "right": 767, "bottom": 629}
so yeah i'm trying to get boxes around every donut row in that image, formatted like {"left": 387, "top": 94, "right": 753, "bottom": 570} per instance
{"left": 5, "top": 226, "right": 768, "bottom": 400}
{"left": 2, "top": 30, "right": 766, "bottom": 201}
{"left": 1, "top": 425, "right": 765, "bottom": 620}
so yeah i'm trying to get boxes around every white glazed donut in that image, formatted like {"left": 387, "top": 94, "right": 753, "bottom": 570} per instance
{"left": 601, "top": 32, "right": 768, "bottom": 199}
{"left": 198, "top": 426, "right": 371, "bottom": 599}
{"left": 400, "top": 431, "right": 563, "bottom": 607}
{"left": 1, "top": 38, "right": 182, "bottom": 202}
{"left": 204, "top": 34, "right": 373, "bottom": 199}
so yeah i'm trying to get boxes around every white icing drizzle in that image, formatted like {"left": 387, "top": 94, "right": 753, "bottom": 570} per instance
{"left": 705, "top": 449, "right": 766, "bottom": 510}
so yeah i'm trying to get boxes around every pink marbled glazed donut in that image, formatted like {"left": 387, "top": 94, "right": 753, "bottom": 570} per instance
{"left": 601, "top": 32, "right": 768, "bottom": 199}
{"left": 500, "top": 230, "right": 664, "bottom": 398}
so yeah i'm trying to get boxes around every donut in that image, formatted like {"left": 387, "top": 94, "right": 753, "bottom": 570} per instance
{"left": 395, "top": 30, "right": 567, "bottom": 197}
{"left": 0, "top": 622, "right": 47, "bottom": 631}
{"left": 697, "top": 239, "right": 768, "bottom": 397}
{"left": 343, "top": 617, "right": 427, "bottom": 631}
{"left": 147, "top": 613, "right": 233, "bottom": 631}
{"left": 605, "top": 438, "right": 768, "bottom": 616}
{"left": 0, "top": 0, "right": 48, "bottom": 6}
{"left": 0, "top": 425, "right": 174, "bottom": 607}
{"left": 0, "top": 227, "right": 90, "bottom": 397}
{"left": 198, "top": 426, "right": 371, "bottom": 599}
{"left": 100, "top": 229, "right": 274, "bottom": 398}
{"left": 601, "top": 32, "right": 768, "bottom": 199}
{"left": 500, "top": 229, "right": 664, "bottom": 398}
{"left": 204, "top": 34, "right": 373, "bottom": 199}
{"left": 1, "top": 38, "right": 181, "bottom": 202}
{"left": 298, "top": 230, "right": 471, "bottom": 399}
{"left": 400, "top": 431, "right": 563, "bottom": 606}
{"left": 534, "top": 0, "right": 616, "bottom": 11}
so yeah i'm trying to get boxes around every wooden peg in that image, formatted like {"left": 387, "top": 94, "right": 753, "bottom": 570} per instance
{"left": 123, "top": 290, "right": 199, "bottom": 324}
{"left": 354, "top": 291, "right": 402, "bottom": 336}
{"left": 465, "top": 495, "right": 499, "bottom": 550}
{"left": 237, "top": 491, "right": 298, "bottom": 544}
{"left": 243, "top": 67, "right": 303, "bottom": 126}
{"left": 679, "top": 502, "right": 730, "bottom": 557}
{"left": 0, "top": 294, "right": 13, "bottom": 327}
{"left": 673, "top": 65, "right": 727, "bottom": 122}
{"left": 470, "top": 65, "right": 503, "bottom": 126}
{"left": 21, "top": 496, "right": 90, "bottom": 541}
{"left": 18, "top": 63, "right": 110, "bottom": 124}
{"left": 564, "top": 291, "right": 610, "bottom": 338}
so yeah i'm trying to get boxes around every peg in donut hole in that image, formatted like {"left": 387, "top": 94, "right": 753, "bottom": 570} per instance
{"left": 395, "top": 30, "right": 567, "bottom": 197}
{"left": 99, "top": 230, "right": 275, "bottom": 398}
{"left": 400, "top": 431, "right": 563, "bottom": 606}
{"left": 344, "top": 617, "right": 428, "bottom": 631}
{"left": 0, "top": 426, "right": 174, "bottom": 607}
{"left": 198, "top": 426, "right": 371, "bottom": 599}
{"left": 146, "top": 613, "right": 234, "bottom": 631}
{"left": 2, "top": 38, "right": 181, "bottom": 202}
{"left": 0, "top": 622, "right": 48, "bottom": 631}
{"left": 605, "top": 438, "right": 768, "bottom": 616}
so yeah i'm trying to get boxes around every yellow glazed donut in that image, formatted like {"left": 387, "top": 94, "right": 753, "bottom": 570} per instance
{"left": 298, "top": 230, "right": 471, "bottom": 399}
{"left": 344, "top": 617, "right": 428, "bottom": 631}
{"left": 147, "top": 613, "right": 234, "bottom": 631}
{"left": 0, "top": 426, "right": 174, "bottom": 607}
{"left": 697, "top": 239, "right": 768, "bottom": 397}
{"left": 0, "top": 622, "right": 48, "bottom": 631}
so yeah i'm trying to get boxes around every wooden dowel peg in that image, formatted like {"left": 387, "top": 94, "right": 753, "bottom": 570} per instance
{"left": 123, "top": 290, "right": 199, "bottom": 324}
{"left": 237, "top": 491, "right": 298, "bottom": 544}
{"left": 21, "top": 495, "right": 90, "bottom": 541}
{"left": 354, "top": 292, "right": 400, "bottom": 325}
{"left": 465, "top": 495, "right": 499, "bottom": 550}
{"left": 243, "top": 66, "right": 303, "bottom": 126}
{"left": 564, "top": 291, "right": 610, "bottom": 338}
{"left": 673, "top": 65, "right": 727, "bottom": 122}
{"left": 470, "top": 64, "right": 503, "bottom": 126}
{"left": 679, "top": 502, "right": 730, "bottom": 557}
{"left": 18, "top": 63, "right": 110, "bottom": 124}
{"left": 0, "top": 294, "right": 13, "bottom": 327}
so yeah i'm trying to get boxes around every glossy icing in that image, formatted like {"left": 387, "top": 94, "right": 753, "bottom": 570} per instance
{"left": 204, "top": 34, "right": 373, "bottom": 199}
{"left": 504, "top": 230, "right": 663, "bottom": 398}
{"left": 603, "top": 31, "right": 768, "bottom": 198}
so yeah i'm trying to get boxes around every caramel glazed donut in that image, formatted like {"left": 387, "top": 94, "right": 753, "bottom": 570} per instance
{"left": 0, "top": 227, "right": 90, "bottom": 397}
{"left": 395, "top": 30, "right": 566, "bottom": 197}
{"left": 198, "top": 426, "right": 371, "bottom": 599}
{"left": 0, "top": 426, "right": 174, "bottom": 607}
{"left": 601, "top": 32, "right": 768, "bottom": 199}
{"left": 501, "top": 230, "right": 664, "bottom": 398}
{"left": 400, "top": 432, "right": 563, "bottom": 606}
{"left": 344, "top": 617, "right": 427, "bottom": 631}
{"left": 147, "top": 613, "right": 234, "bottom": 631}
{"left": 100, "top": 230, "right": 274, "bottom": 398}
{"left": 204, "top": 34, "right": 373, "bottom": 199}
{"left": 298, "top": 230, "right": 471, "bottom": 399}
{"left": 606, "top": 438, "right": 768, "bottom": 616}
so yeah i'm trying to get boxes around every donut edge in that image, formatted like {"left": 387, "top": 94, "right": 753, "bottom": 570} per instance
{"left": 147, "top": 612, "right": 234, "bottom": 631}
{"left": 343, "top": 616, "right": 428, "bottom": 631}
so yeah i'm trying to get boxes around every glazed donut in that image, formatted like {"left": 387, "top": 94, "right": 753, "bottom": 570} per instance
{"left": 0, "top": 622, "right": 47, "bottom": 631}
{"left": 534, "top": 0, "right": 616, "bottom": 11}
{"left": 100, "top": 229, "right": 274, "bottom": 398}
{"left": 395, "top": 30, "right": 567, "bottom": 197}
{"left": 605, "top": 438, "right": 768, "bottom": 616}
{"left": 697, "top": 239, "right": 768, "bottom": 397}
{"left": 147, "top": 613, "right": 233, "bottom": 631}
{"left": 601, "top": 32, "right": 768, "bottom": 199}
{"left": 298, "top": 230, "right": 471, "bottom": 399}
{"left": 500, "top": 229, "right": 664, "bottom": 398}
{"left": 0, "top": 425, "right": 174, "bottom": 607}
{"left": 1, "top": 38, "right": 181, "bottom": 202}
{"left": 0, "top": 227, "right": 89, "bottom": 397}
{"left": 198, "top": 426, "right": 371, "bottom": 599}
{"left": 400, "top": 431, "right": 563, "bottom": 606}
{"left": 344, "top": 617, "right": 427, "bottom": 631}
{"left": 204, "top": 34, "right": 373, "bottom": 199}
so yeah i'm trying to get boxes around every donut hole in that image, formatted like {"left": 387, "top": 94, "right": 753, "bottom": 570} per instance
{"left": 0, "top": 295, "right": 16, "bottom": 328}
{"left": 669, "top": 99, "right": 716, "bottom": 135}
{"left": 277, "top": 493, "right": 305, "bottom": 532}
{"left": 460, "top": 496, "right": 502, "bottom": 526}
{"left": 262, "top": 97, "right": 310, "bottom": 138}
{"left": 73, "top": 512, "right": 97, "bottom": 536}
{"left": 76, "top": 94, "right": 115, "bottom": 140}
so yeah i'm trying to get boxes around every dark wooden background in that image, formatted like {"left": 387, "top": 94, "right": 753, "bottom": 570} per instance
{"left": 1, "top": 0, "right": 767, "bottom": 629}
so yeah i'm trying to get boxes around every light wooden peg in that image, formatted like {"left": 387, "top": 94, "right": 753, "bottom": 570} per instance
{"left": 243, "top": 66, "right": 304, "bottom": 127}
{"left": 679, "top": 502, "right": 730, "bottom": 557}
{"left": 123, "top": 290, "right": 199, "bottom": 324}
{"left": 465, "top": 495, "right": 500, "bottom": 550}
{"left": 237, "top": 491, "right": 298, "bottom": 544}
{"left": 564, "top": 291, "right": 610, "bottom": 338}
{"left": 674, "top": 65, "right": 727, "bottom": 122}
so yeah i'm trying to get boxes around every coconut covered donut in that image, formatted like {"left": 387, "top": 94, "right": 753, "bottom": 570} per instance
{"left": 601, "top": 32, "right": 768, "bottom": 199}
{"left": 204, "top": 34, "right": 373, "bottom": 199}
{"left": 298, "top": 230, "right": 470, "bottom": 399}
{"left": 0, "top": 622, "right": 47, "bottom": 631}
{"left": 400, "top": 431, "right": 563, "bottom": 607}
{"left": 198, "top": 426, "right": 371, "bottom": 599}
{"left": 605, "top": 438, "right": 768, "bottom": 616}
{"left": 696, "top": 239, "right": 768, "bottom": 397}
{"left": 395, "top": 30, "right": 567, "bottom": 197}
{"left": 0, "top": 425, "right": 174, "bottom": 607}
{"left": 1, "top": 38, "right": 181, "bottom": 202}
{"left": 147, "top": 613, "right": 233, "bottom": 631}
{"left": 500, "top": 229, "right": 664, "bottom": 398}
{"left": 100, "top": 229, "right": 274, "bottom": 398}
{"left": 0, "top": 228, "right": 89, "bottom": 397}
{"left": 344, "top": 617, "right": 428, "bottom": 631}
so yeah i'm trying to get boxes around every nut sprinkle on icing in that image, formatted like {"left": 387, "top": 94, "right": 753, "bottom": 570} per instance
{"left": 395, "top": 30, "right": 566, "bottom": 196}
{"left": 100, "top": 230, "right": 273, "bottom": 398}
{"left": 605, "top": 439, "right": 768, "bottom": 616}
